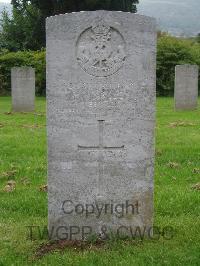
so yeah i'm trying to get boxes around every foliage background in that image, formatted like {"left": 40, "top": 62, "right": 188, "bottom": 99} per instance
{"left": 0, "top": 35, "right": 199, "bottom": 96}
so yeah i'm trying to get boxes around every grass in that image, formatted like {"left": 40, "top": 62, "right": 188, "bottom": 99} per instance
{"left": 0, "top": 96, "right": 200, "bottom": 266}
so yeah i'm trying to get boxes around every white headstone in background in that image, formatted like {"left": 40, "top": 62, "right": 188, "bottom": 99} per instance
{"left": 175, "top": 65, "right": 199, "bottom": 110}
{"left": 11, "top": 67, "right": 35, "bottom": 112}
{"left": 46, "top": 11, "right": 157, "bottom": 240}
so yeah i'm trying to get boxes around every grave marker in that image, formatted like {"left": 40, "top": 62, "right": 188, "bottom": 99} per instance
{"left": 46, "top": 11, "right": 157, "bottom": 240}
{"left": 11, "top": 67, "right": 35, "bottom": 112}
{"left": 175, "top": 65, "right": 199, "bottom": 110}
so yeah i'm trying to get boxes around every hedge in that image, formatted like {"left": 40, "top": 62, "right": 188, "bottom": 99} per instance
{"left": 0, "top": 50, "right": 45, "bottom": 95}
{"left": 157, "top": 35, "right": 200, "bottom": 96}
{"left": 0, "top": 36, "right": 200, "bottom": 96}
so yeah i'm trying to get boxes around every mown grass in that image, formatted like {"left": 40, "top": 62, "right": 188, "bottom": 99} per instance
{"left": 0, "top": 97, "right": 199, "bottom": 266}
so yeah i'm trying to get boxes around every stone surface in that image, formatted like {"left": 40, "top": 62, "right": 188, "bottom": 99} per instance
{"left": 175, "top": 65, "right": 199, "bottom": 110}
{"left": 46, "top": 11, "right": 157, "bottom": 240}
{"left": 11, "top": 67, "right": 35, "bottom": 112}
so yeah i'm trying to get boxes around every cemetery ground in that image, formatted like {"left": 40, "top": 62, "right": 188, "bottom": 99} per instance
{"left": 0, "top": 96, "right": 200, "bottom": 266}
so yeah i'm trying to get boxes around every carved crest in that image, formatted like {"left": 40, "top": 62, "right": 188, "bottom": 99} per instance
{"left": 76, "top": 20, "right": 126, "bottom": 77}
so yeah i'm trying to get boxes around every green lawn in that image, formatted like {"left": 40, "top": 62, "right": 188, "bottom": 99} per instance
{"left": 0, "top": 97, "right": 200, "bottom": 266}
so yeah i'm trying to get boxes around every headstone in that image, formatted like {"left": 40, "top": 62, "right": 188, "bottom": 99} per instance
{"left": 47, "top": 11, "right": 157, "bottom": 240}
{"left": 11, "top": 67, "right": 35, "bottom": 112}
{"left": 175, "top": 65, "right": 199, "bottom": 110}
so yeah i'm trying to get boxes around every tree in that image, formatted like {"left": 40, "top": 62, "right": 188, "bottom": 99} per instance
{"left": 12, "top": 0, "right": 138, "bottom": 16}
{"left": 31, "top": 0, "right": 139, "bottom": 47}
{"left": 0, "top": 4, "right": 44, "bottom": 51}
{"left": 1, "top": 0, "right": 139, "bottom": 51}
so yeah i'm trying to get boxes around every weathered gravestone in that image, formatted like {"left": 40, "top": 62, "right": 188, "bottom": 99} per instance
{"left": 46, "top": 11, "right": 157, "bottom": 240}
{"left": 11, "top": 67, "right": 35, "bottom": 112}
{"left": 175, "top": 65, "right": 199, "bottom": 110}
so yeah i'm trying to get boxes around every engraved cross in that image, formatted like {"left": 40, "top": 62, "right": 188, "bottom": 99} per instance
{"left": 78, "top": 120, "right": 124, "bottom": 197}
